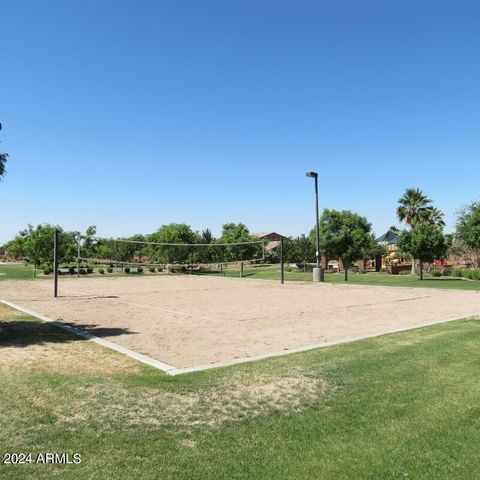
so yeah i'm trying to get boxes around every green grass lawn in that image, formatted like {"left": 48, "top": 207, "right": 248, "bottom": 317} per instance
{"left": 0, "top": 263, "right": 39, "bottom": 281}
{"left": 1, "top": 302, "right": 480, "bottom": 479}
{"left": 0, "top": 263, "right": 164, "bottom": 281}
{"left": 210, "top": 264, "right": 480, "bottom": 291}
{"left": 2, "top": 262, "right": 480, "bottom": 291}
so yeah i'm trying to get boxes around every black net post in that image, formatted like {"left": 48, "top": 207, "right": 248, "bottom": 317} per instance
{"left": 77, "top": 234, "right": 81, "bottom": 279}
{"left": 53, "top": 227, "right": 59, "bottom": 298}
{"left": 280, "top": 236, "right": 284, "bottom": 284}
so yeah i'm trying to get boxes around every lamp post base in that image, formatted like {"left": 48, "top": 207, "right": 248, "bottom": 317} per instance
{"left": 313, "top": 267, "right": 324, "bottom": 282}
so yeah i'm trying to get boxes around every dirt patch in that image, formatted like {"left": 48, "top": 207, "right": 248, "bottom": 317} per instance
{"left": 50, "top": 373, "right": 327, "bottom": 433}
{"left": 151, "top": 373, "right": 327, "bottom": 428}
{"left": 180, "top": 439, "right": 197, "bottom": 448}
{"left": 0, "top": 303, "right": 28, "bottom": 319}
{"left": 0, "top": 341, "right": 141, "bottom": 374}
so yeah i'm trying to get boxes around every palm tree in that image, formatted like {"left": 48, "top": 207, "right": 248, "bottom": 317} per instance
{"left": 397, "top": 188, "right": 433, "bottom": 274}
{"left": 424, "top": 207, "right": 445, "bottom": 228}
{"left": 0, "top": 123, "right": 7, "bottom": 181}
{"left": 0, "top": 152, "right": 7, "bottom": 180}
{"left": 396, "top": 188, "right": 433, "bottom": 228}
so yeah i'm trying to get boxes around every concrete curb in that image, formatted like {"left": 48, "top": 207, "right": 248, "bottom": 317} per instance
{"left": 0, "top": 299, "right": 177, "bottom": 374}
{"left": 2, "top": 298, "right": 478, "bottom": 377}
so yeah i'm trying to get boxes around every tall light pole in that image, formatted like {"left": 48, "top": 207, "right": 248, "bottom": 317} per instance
{"left": 306, "top": 171, "right": 324, "bottom": 282}
{"left": 53, "top": 227, "right": 59, "bottom": 297}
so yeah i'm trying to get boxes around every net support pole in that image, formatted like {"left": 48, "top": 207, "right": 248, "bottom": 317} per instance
{"left": 240, "top": 261, "right": 244, "bottom": 278}
{"left": 53, "top": 227, "right": 59, "bottom": 298}
{"left": 280, "top": 236, "right": 284, "bottom": 284}
{"left": 77, "top": 235, "right": 81, "bottom": 278}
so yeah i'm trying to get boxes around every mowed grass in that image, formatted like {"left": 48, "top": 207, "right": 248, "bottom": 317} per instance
{"left": 214, "top": 264, "right": 480, "bottom": 291}
{"left": 0, "top": 263, "right": 160, "bottom": 281}
{"left": 3, "top": 262, "right": 480, "bottom": 291}
{"left": 1, "top": 303, "right": 480, "bottom": 479}
{"left": 0, "top": 263, "right": 39, "bottom": 281}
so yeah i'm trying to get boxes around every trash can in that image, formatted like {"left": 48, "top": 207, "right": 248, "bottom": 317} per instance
{"left": 313, "top": 267, "right": 324, "bottom": 282}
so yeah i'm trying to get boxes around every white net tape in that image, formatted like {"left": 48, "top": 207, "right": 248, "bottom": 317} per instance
{"left": 77, "top": 237, "right": 266, "bottom": 268}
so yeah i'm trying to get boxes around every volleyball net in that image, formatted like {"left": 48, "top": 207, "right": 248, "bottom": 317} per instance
{"left": 76, "top": 236, "right": 267, "bottom": 273}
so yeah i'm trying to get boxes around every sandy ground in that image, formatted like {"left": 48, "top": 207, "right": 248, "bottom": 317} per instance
{"left": 1, "top": 275, "right": 480, "bottom": 369}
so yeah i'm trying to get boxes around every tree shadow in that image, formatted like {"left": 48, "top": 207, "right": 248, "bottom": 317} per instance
{"left": 236, "top": 272, "right": 257, "bottom": 278}
{"left": 424, "top": 278, "right": 469, "bottom": 282}
{"left": 0, "top": 319, "right": 136, "bottom": 348}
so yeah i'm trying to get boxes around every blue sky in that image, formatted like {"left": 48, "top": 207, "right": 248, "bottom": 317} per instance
{"left": 1, "top": 0, "right": 479, "bottom": 243}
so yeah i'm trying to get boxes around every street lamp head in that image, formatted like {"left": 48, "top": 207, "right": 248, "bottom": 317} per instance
{"left": 305, "top": 171, "right": 318, "bottom": 178}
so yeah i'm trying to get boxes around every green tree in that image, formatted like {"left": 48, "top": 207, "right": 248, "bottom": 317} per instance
{"left": 284, "top": 235, "right": 315, "bottom": 265}
{"left": 454, "top": 202, "right": 480, "bottom": 269}
{"left": 426, "top": 207, "right": 446, "bottom": 228}
{"left": 216, "top": 223, "right": 259, "bottom": 262}
{"left": 95, "top": 238, "right": 139, "bottom": 264}
{"left": 396, "top": 188, "right": 433, "bottom": 228}
{"left": 200, "top": 228, "right": 214, "bottom": 244}
{"left": 80, "top": 225, "right": 98, "bottom": 260}
{"left": 0, "top": 122, "right": 8, "bottom": 181}
{"left": 147, "top": 223, "right": 199, "bottom": 264}
{"left": 396, "top": 224, "right": 448, "bottom": 280}
{"left": 17, "top": 224, "right": 76, "bottom": 276}
{"left": 197, "top": 228, "right": 216, "bottom": 263}
{"left": 317, "top": 209, "right": 376, "bottom": 281}
{"left": 1, "top": 232, "right": 28, "bottom": 260}
{"left": 396, "top": 188, "right": 445, "bottom": 273}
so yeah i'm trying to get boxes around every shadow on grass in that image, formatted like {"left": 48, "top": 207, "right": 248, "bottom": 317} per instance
{"left": 0, "top": 320, "right": 136, "bottom": 348}
{"left": 423, "top": 278, "right": 466, "bottom": 282}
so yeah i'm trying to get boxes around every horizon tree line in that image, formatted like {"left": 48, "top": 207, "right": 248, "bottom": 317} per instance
{"left": 2, "top": 188, "right": 480, "bottom": 280}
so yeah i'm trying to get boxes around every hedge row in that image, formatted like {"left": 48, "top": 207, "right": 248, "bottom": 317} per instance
{"left": 452, "top": 268, "right": 480, "bottom": 280}
{"left": 43, "top": 266, "right": 165, "bottom": 275}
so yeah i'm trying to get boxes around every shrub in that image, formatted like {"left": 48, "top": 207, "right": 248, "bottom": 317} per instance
{"left": 169, "top": 265, "right": 186, "bottom": 274}
{"left": 463, "top": 269, "right": 472, "bottom": 279}
{"left": 43, "top": 268, "right": 52, "bottom": 275}
{"left": 107, "top": 267, "right": 113, "bottom": 273}
{"left": 124, "top": 267, "right": 130, "bottom": 274}
{"left": 99, "top": 268, "right": 105, "bottom": 274}
{"left": 441, "top": 268, "right": 451, "bottom": 276}
{"left": 157, "top": 267, "right": 163, "bottom": 272}
{"left": 296, "top": 263, "right": 313, "bottom": 272}
{"left": 148, "top": 266, "right": 155, "bottom": 273}
{"left": 462, "top": 269, "right": 480, "bottom": 280}
{"left": 468, "top": 269, "right": 480, "bottom": 280}
{"left": 137, "top": 267, "right": 143, "bottom": 273}
{"left": 79, "top": 268, "right": 86, "bottom": 275}
{"left": 87, "top": 267, "right": 94, "bottom": 274}
{"left": 431, "top": 269, "right": 442, "bottom": 277}
{"left": 69, "top": 266, "right": 75, "bottom": 275}
{"left": 453, "top": 269, "right": 463, "bottom": 278}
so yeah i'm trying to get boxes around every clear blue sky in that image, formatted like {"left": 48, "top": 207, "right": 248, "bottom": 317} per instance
{"left": 1, "top": 0, "right": 479, "bottom": 243}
